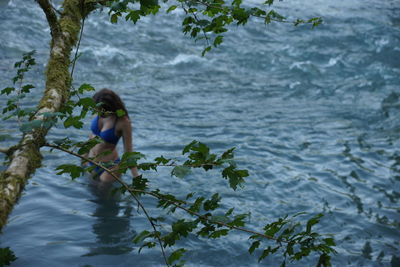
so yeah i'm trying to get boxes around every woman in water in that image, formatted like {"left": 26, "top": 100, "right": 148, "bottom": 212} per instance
{"left": 87, "top": 88, "right": 139, "bottom": 182}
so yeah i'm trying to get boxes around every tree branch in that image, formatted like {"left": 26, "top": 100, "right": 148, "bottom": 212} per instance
{"left": 36, "top": 0, "right": 62, "bottom": 38}
{"left": 45, "top": 143, "right": 278, "bottom": 242}
{"left": 0, "top": 147, "right": 10, "bottom": 154}
{"left": 0, "top": 0, "right": 86, "bottom": 232}
{"left": 45, "top": 143, "right": 170, "bottom": 267}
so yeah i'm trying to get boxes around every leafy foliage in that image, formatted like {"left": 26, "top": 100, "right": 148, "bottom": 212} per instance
{"left": 43, "top": 133, "right": 336, "bottom": 267}
{"left": 47, "top": 137, "right": 336, "bottom": 266}
{"left": 1, "top": 50, "right": 37, "bottom": 122}
{"left": 0, "top": 247, "right": 17, "bottom": 266}
{"left": 55, "top": 164, "right": 86, "bottom": 179}
{"left": 104, "top": 0, "right": 322, "bottom": 55}
{"left": 1, "top": 3, "right": 332, "bottom": 265}
{"left": 0, "top": 53, "right": 97, "bottom": 133}
{"left": 248, "top": 213, "right": 336, "bottom": 265}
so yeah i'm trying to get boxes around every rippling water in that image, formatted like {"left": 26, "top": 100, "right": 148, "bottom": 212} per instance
{"left": 1, "top": 0, "right": 399, "bottom": 266}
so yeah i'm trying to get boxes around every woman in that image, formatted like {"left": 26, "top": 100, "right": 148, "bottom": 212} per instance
{"left": 87, "top": 88, "right": 139, "bottom": 182}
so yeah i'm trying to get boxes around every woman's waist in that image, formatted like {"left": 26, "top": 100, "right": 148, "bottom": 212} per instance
{"left": 89, "top": 144, "right": 119, "bottom": 161}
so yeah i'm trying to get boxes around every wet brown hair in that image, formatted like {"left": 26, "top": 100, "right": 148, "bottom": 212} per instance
{"left": 92, "top": 88, "right": 129, "bottom": 118}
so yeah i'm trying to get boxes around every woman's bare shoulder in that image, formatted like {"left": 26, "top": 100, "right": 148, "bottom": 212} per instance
{"left": 117, "top": 116, "right": 131, "bottom": 129}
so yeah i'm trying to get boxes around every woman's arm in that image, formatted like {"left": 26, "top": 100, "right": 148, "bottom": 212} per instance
{"left": 121, "top": 117, "right": 140, "bottom": 178}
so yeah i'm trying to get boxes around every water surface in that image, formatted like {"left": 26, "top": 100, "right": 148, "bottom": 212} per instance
{"left": 0, "top": 0, "right": 399, "bottom": 266}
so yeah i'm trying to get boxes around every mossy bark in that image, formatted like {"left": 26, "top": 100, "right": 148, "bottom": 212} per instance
{"left": 0, "top": 0, "right": 88, "bottom": 231}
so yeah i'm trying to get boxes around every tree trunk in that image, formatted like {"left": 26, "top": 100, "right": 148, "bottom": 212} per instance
{"left": 0, "top": 0, "right": 85, "bottom": 231}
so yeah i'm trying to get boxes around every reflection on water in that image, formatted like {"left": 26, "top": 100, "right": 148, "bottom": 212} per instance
{"left": 0, "top": 0, "right": 400, "bottom": 265}
{"left": 83, "top": 181, "right": 136, "bottom": 257}
{"left": 0, "top": 0, "right": 10, "bottom": 8}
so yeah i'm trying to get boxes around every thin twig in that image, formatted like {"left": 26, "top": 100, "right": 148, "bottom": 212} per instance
{"left": 45, "top": 143, "right": 170, "bottom": 267}
{"left": 181, "top": 2, "right": 211, "bottom": 46}
{"left": 130, "top": 189, "right": 279, "bottom": 241}
{"left": 36, "top": 0, "right": 62, "bottom": 37}
{"left": 191, "top": 0, "right": 291, "bottom": 24}
{"left": 46, "top": 143, "right": 280, "bottom": 243}
{"left": 15, "top": 63, "right": 26, "bottom": 127}
{"left": 0, "top": 147, "right": 10, "bottom": 154}
{"left": 70, "top": 16, "right": 85, "bottom": 82}
{"left": 69, "top": 9, "right": 86, "bottom": 100}
{"left": 51, "top": 4, "right": 62, "bottom": 15}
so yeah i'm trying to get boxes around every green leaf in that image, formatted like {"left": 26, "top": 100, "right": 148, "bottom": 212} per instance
{"left": 131, "top": 175, "right": 149, "bottom": 192}
{"left": 21, "top": 84, "right": 35, "bottom": 93}
{"left": 155, "top": 191, "right": 181, "bottom": 208}
{"left": 171, "top": 166, "right": 191, "bottom": 178}
{"left": 227, "top": 213, "right": 248, "bottom": 227}
{"left": 63, "top": 116, "right": 84, "bottom": 129}
{"left": 317, "top": 253, "right": 332, "bottom": 267}
{"left": 126, "top": 10, "right": 141, "bottom": 24}
{"left": 249, "top": 240, "right": 260, "bottom": 254}
{"left": 78, "top": 83, "right": 95, "bottom": 93}
{"left": 189, "top": 197, "right": 205, "bottom": 212}
{"left": 171, "top": 220, "right": 197, "bottom": 237}
{"left": 202, "top": 46, "right": 212, "bottom": 57}
{"left": 138, "top": 241, "right": 156, "bottom": 253}
{"left": 182, "top": 140, "right": 198, "bottom": 154}
{"left": 264, "top": 0, "right": 274, "bottom": 5}
{"left": 154, "top": 155, "right": 170, "bottom": 165}
{"left": 197, "top": 224, "right": 216, "bottom": 237}
{"left": 232, "top": 8, "right": 249, "bottom": 25}
{"left": 120, "top": 152, "right": 146, "bottom": 169}
{"left": 263, "top": 217, "right": 288, "bottom": 237}
{"left": 268, "top": 10, "right": 286, "bottom": 22}
{"left": 203, "top": 193, "right": 221, "bottom": 211}
{"left": 294, "top": 19, "right": 305, "bottom": 26}
{"left": 307, "top": 17, "right": 323, "bottom": 28}
{"left": 213, "top": 35, "right": 224, "bottom": 47}
{"left": 167, "top": 248, "right": 186, "bottom": 265}
{"left": 232, "top": 0, "right": 242, "bottom": 7}
{"left": 221, "top": 165, "right": 248, "bottom": 190}
{"left": 225, "top": 208, "right": 234, "bottom": 216}
{"left": 196, "top": 19, "right": 210, "bottom": 27}
{"left": 220, "top": 147, "right": 235, "bottom": 160}
{"left": 76, "top": 97, "right": 95, "bottom": 108}
{"left": 133, "top": 230, "right": 152, "bottom": 244}
{"left": 77, "top": 138, "right": 102, "bottom": 155}
{"left": 55, "top": 164, "right": 85, "bottom": 179}
{"left": 209, "top": 229, "right": 229, "bottom": 238}
{"left": 116, "top": 109, "right": 126, "bottom": 117}
{"left": 167, "top": 5, "right": 177, "bottom": 13}
{"left": 1, "top": 87, "right": 15, "bottom": 95}
{"left": 14, "top": 61, "right": 22, "bottom": 68}
{"left": 140, "top": 0, "right": 158, "bottom": 9}
{"left": 258, "top": 246, "right": 279, "bottom": 262}
{"left": 20, "top": 120, "right": 43, "bottom": 133}
{"left": 259, "top": 247, "right": 271, "bottom": 262}
{"left": 306, "top": 213, "right": 323, "bottom": 233}
{"left": 210, "top": 215, "right": 230, "bottom": 224}
{"left": 191, "top": 27, "right": 201, "bottom": 38}
{"left": 0, "top": 247, "right": 17, "bottom": 266}
{"left": 323, "top": 237, "right": 336, "bottom": 246}
{"left": 111, "top": 13, "right": 119, "bottom": 24}
{"left": 137, "top": 162, "right": 157, "bottom": 171}
{"left": 186, "top": 192, "right": 194, "bottom": 200}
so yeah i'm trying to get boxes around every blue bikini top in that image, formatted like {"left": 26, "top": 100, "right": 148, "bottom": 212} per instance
{"left": 90, "top": 116, "right": 121, "bottom": 145}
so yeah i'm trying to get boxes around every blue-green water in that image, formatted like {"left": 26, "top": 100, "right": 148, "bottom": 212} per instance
{"left": 1, "top": 0, "right": 400, "bottom": 266}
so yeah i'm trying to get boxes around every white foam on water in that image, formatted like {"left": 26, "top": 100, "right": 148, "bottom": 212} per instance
{"left": 166, "top": 54, "right": 204, "bottom": 65}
